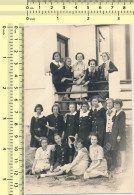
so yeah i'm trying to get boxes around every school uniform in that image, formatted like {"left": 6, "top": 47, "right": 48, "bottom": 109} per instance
{"left": 61, "top": 65, "right": 73, "bottom": 91}
{"left": 77, "top": 110, "right": 92, "bottom": 148}
{"left": 85, "top": 67, "right": 99, "bottom": 91}
{"left": 30, "top": 114, "right": 47, "bottom": 148}
{"left": 50, "top": 60, "right": 64, "bottom": 92}
{"left": 45, "top": 114, "right": 65, "bottom": 143}
{"left": 91, "top": 106, "right": 106, "bottom": 147}
{"left": 50, "top": 142, "right": 69, "bottom": 169}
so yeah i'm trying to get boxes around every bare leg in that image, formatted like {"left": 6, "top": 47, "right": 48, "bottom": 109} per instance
{"left": 40, "top": 170, "right": 64, "bottom": 178}
{"left": 64, "top": 87, "right": 71, "bottom": 99}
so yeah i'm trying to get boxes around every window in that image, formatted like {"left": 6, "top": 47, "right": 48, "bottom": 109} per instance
{"left": 57, "top": 34, "right": 68, "bottom": 60}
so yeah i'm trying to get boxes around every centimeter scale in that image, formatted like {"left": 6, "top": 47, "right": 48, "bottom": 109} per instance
{"left": 0, "top": 0, "right": 134, "bottom": 195}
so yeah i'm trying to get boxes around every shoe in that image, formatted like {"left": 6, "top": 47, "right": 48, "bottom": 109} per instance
{"left": 37, "top": 174, "right": 40, "bottom": 179}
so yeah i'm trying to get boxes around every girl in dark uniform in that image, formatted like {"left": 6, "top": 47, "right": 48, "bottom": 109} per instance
{"left": 61, "top": 57, "right": 73, "bottom": 100}
{"left": 77, "top": 101, "right": 92, "bottom": 149}
{"left": 110, "top": 99, "right": 126, "bottom": 174}
{"left": 91, "top": 96, "right": 106, "bottom": 147}
{"left": 50, "top": 134, "right": 69, "bottom": 172}
{"left": 30, "top": 104, "right": 47, "bottom": 148}
{"left": 45, "top": 104, "right": 65, "bottom": 144}
{"left": 64, "top": 103, "right": 79, "bottom": 162}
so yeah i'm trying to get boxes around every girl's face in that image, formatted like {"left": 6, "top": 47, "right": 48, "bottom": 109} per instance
{"left": 92, "top": 99, "right": 99, "bottom": 107}
{"left": 89, "top": 61, "right": 96, "bottom": 70}
{"left": 76, "top": 54, "right": 83, "bottom": 63}
{"left": 77, "top": 142, "right": 83, "bottom": 150}
{"left": 91, "top": 136, "right": 98, "bottom": 146}
{"left": 69, "top": 104, "right": 75, "bottom": 113}
{"left": 54, "top": 135, "right": 62, "bottom": 145}
{"left": 102, "top": 53, "right": 108, "bottom": 62}
{"left": 53, "top": 106, "right": 59, "bottom": 115}
{"left": 54, "top": 53, "right": 60, "bottom": 62}
{"left": 66, "top": 58, "right": 71, "bottom": 66}
{"left": 41, "top": 140, "right": 48, "bottom": 149}
{"left": 114, "top": 103, "right": 121, "bottom": 112}
{"left": 107, "top": 99, "right": 114, "bottom": 110}
{"left": 82, "top": 104, "right": 88, "bottom": 113}
{"left": 36, "top": 107, "right": 42, "bottom": 115}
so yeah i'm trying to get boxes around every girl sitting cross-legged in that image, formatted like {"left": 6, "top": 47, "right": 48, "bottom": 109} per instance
{"left": 38, "top": 139, "right": 89, "bottom": 179}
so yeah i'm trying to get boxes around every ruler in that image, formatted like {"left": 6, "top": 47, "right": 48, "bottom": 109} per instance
{"left": 0, "top": 0, "right": 133, "bottom": 195}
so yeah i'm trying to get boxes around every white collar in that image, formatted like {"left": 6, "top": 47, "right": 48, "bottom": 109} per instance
{"left": 51, "top": 60, "right": 62, "bottom": 66}
{"left": 34, "top": 113, "right": 44, "bottom": 118}
{"left": 80, "top": 109, "right": 90, "bottom": 117}
{"left": 92, "top": 104, "right": 103, "bottom": 111}
{"left": 116, "top": 109, "right": 123, "bottom": 116}
{"left": 70, "top": 111, "right": 77, "bottom": 116}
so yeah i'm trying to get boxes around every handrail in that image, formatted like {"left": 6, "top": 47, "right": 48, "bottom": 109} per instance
{"left": 55, "top": 99, "right": 132, "bottom": 103}
{"left": 55, "top": 90, "right": 109, "bottom": 95}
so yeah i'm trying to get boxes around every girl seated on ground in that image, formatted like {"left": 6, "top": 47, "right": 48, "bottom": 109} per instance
{"left": 84, "top": 133, "right": 109, "bottom": 179}
{"left": 32, "top": 137, "right": 52, "bottom": 174}
{"left": 61, "top": 57, "right": 73, "bottom": 100}
{"left": 38, "top": 139, "right": 89, "bottom": 179}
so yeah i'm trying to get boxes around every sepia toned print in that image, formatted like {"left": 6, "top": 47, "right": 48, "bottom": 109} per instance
{"left": 24, "top": 24, "right": 133, "bottom": 194}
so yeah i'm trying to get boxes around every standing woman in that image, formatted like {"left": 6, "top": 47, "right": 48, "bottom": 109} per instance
{"left": 70, "top": 52, "right": 88, "bottom": 101}
{"left": 30, "top": 104, "right": 47, "bottom": 149}
{"left": 45, "top": 104, "right": 65, "bottom": 144}
{"left": 77, "top": 101, "right": 92, "bottom": 148}
{"left": 91, "top": 96, "right": 106, "bottom": 147}
{"left": 50, "top": 51, "right": 64, "bottom": 100}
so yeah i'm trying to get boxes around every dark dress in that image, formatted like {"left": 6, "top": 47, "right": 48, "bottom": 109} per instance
{"left": 91, "top": 107, "right": 106, "bottom": 147}
{"left": 45, "top": 114, "right": 65, "bottom": 143}
{"left": 61, "top": 65, "right": 73, "bottom": 91}
{"left": 50, "top": 142, "right": 69, "bottom": 169}
{"left": 110, "top": 110, "right": 126, "bottom": 151}
{"left": 85, "top": 69, "right": 99, "bottom": 91}
{"left": 30, "top": 116, "right": 47, "bottom": 148}
{"left": 77, "top": 110, "right": 92, "bottom": 148}
{"left": 50, "top": 62, "right": 64, "bottom": 92}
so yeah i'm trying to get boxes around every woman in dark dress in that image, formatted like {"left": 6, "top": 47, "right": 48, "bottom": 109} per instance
{"left": 30, "top": 104, "right": 47, "bottom": 148}
{"left": 91, "top": 96, "right": 106, "bottom": 147}
{"left": 84, "top": 59, "right": 99, "bottom": 99}
{"left": 61, "top": 57, "right": 73, "bottom": 100}
{"left": 77, "top": 101, "right": 92, "bottom": 149}
{"left": 50, "top": 134, "right": 69, "bottom": 172}
{"left": 45, "top": 104, "right": 65, "bottom": 144}
{"left": 110, "top": 99, "right": 126, "bottom": 173}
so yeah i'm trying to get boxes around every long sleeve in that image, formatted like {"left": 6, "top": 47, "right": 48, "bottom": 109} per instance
{"left": 71, "top": 150, "right": 84, "bottom": 167}
{"left": 108, "top": 61, "right": 118, "bottom": 73}
{"left": 30, "top": 117, "right": 35, "bottom": 137}
{"left": 118, "top": 111, "right": 126, "bottom": 137}
{"left": 50, "top": 150, "right": 56, "bottom": 166}
{"left": 50, "top": 63, "right": 60, "bottom": 75}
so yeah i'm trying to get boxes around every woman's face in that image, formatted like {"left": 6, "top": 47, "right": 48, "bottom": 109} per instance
{"left": 41, "top": 140, "right": 48, "bottom": 149}
{"left": 91, "top": 136, "right": 98, "bottom": 146}
{"left": 82, "top": 104, "right": 88, "bottom": 113}
{"left": 107, "top": 99, "right": 114, "bottom": 110}
{"left": 54, "top": 53, "right": 60, "bottom": 62}
{"left": 114, "top": 103, "right": 121, "bottom": 112}
{"left": 66, "top": 58, "right": 71, "bottom": 66}
{"left": 53, "top": 106, "right": 59, "bottom": 115}
{"left": 102, "top": 53, "right": 108, "bottom": 62}
{"left": 69, "top": 104, "right": 75, "bottom": 113}
{"left": 77, "top": 142, "right": 83, "bottom": 150}
{"left": 76, "top": 54, "right": 83, "bottom": 62}
{"left": 89, "top": 61, "right": 96, "bottom": 70}
{"left": 54, "top": 135, "right": 62, "bottom": 145}
{"left": 36, "top": 107, "right": 42, "bottom": 115}
{"left": 92, "top": 99, "right": 99, "bottom": 107}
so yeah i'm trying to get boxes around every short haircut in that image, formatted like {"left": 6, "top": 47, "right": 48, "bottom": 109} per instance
{"left": 81, "top": 101, "right": 89, "bottom": 109}
{"left": 52, "top": 51, "right": 61, "bottom": 60}
{"left": 106, "top": 98, "right": 114, "bottom": 106}
{"left": 88, "top": 59, "right": 98, "bottom": 66}
{"left": 54, "top": 133, "right": 61, "bottom": 139}
{"left": 51, "top": 104, "right": 61, "bottom": 113}
{"left": 34, "top": 104, "right": 43, "bottom": 112}
{"left": 101, "top": 52, "right": 110, "bottom": 60}
{"left": 65, "top": 57, "right": 71, "bottom": 64}
{"left": 89, "top": 132, "right": 99, "bottom": 141}
{"left": 91, "top": 96, "right": 99, "bottom": 102}
{"left": 40, "top": 137, "right": 48, "bottom": 144}
{"left": 114, "top": 99, "right": 123, "bottom": 107}
{"left": 77, "top": 139, "right": 85, "bottom": 147}
{"left": 69, "top": 102, "right": 77, "bottom": 110}
{"left": 75, "top": 52, "right": 85, "bottom": 60}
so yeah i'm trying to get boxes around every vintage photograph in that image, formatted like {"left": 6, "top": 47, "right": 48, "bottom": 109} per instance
{"left": 24, "top": 24, "right": 133, "bottom": 194}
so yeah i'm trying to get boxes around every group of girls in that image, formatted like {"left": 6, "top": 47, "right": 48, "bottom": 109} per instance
{"left": 29, "top": 97, "right": 126, "bottom": 179}
{"left": 50, "top": 51, "right": 118, "bottom": 100}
